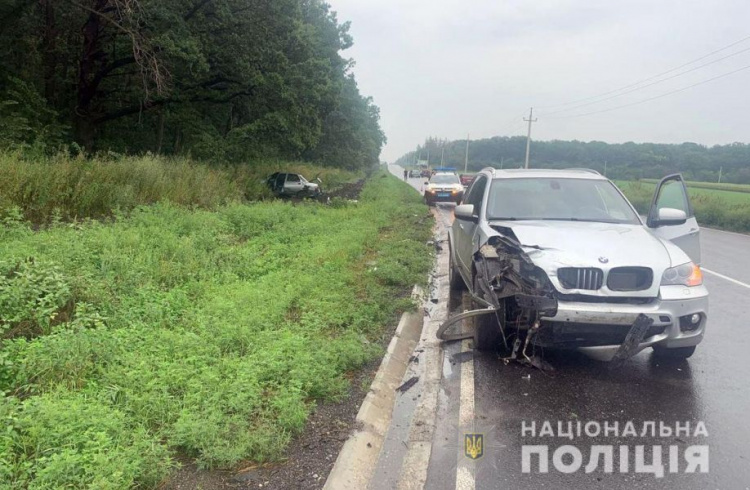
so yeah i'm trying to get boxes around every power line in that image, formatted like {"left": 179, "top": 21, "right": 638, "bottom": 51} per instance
{"left": 497, "top": 111, "right": 527, "bottom": 135}
{"left": 537, "top": 33, "right": 750, "bottom": 110}
{"left": 539, "top": 44, "right": 750, "bottom": 116}
{"left": 545, "top": 62, "right": 750, "bottom": 119}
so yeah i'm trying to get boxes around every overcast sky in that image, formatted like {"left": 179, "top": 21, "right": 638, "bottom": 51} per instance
{"left": 329, "top": 0, "right": 750, "bottom": 162}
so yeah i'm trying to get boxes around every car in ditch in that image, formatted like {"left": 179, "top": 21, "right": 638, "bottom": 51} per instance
{"left": 444, "top": 168, "right": 707, "bottom": 362}
{"left": 424, "top": 173, "right": 465, "bottom": 206}
{"left": 267, "top": 172, "right": 321, "bottom": 197}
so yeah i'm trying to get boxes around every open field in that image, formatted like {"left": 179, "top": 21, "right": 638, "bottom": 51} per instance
{"left": 616, "top": 180, "right": 750, "bottom": 232}
{"left": 630, "top": 179, "right": 750, "bottom": 205}
{"left": 0, "top": 169, "right": 432, "bottom": 488}
{"left": 640, "top": 178, "right": 750, "bottom": 194}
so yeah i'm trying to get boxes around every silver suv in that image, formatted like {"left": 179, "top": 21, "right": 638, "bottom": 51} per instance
{"left": 448, "top": 168, "right": 707, "bottom": 361}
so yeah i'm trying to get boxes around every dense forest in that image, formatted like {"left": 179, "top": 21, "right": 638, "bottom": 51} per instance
{"left": 0, "top": 0, "right": 384, "bottom": 169}
{"left": 399, "top": 136, "right": 750, "bottom": 184}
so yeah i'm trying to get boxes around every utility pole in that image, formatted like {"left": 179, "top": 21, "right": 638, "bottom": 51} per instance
{"left": 440, "top": 145, "right": 445, "bottom": 166}
{"left": 464, "top": 134, "right": 470, "bottom": 173}
{"left": 718, "top": 166, "right": 723, "bottom": 183}
{"left": 427, "top": 149, "right": 430, "bottom": 169}
{"left": 500, "top": 156, "right": 505, "bottom": 169}
{"left": 604, "top": 161, "right": 608, "bottom": 177}
{"left": 523, "top": 107, "right": 537, "bottom": 169}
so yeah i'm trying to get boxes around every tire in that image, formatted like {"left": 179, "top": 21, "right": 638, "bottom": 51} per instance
{"left": 652, "top": 345, "right": 696, "bottom": 359}
{"left": 448, "top": 245, "right": 466, "bottom": 292}
{"left": 474, "top": 299, "right": 504, "bottom": 351}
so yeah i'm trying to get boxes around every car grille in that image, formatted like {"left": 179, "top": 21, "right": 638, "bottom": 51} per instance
{"left": 557, "top": 268, "right": 604, "bottom": 290}
{"left": 607, "top": 267, "right": 653, "bottom": 291}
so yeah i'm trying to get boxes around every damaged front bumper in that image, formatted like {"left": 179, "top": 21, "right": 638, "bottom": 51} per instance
{"left": 544, "top": 285, "right": 708, "bottom": 361}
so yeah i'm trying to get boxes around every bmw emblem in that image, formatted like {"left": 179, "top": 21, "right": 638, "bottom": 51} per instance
{"left": 598, "top": 257, "right": 609, "bottom": 264}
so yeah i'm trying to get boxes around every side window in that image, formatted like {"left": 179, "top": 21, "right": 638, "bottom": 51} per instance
{"left": 655, "top": 179, "right": 691, "bottom": 216}
{"left": 287, "top": 174, "right": 301, "bottom": 183}
{"left": 275, "top": 174, "right": 286, "bottom": 187}
{"left": 464, "top": 176, "right": 488, "bottom": 211}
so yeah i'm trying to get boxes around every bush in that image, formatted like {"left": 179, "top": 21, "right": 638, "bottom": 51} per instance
{"left": 0, "top": 392, "right": 172, "bottom": 489}
{"left": 0, "top": 259, "right": 72, "bottom": 338}
{"left": 0, "top": 152, "right": 359, "bottom": 224}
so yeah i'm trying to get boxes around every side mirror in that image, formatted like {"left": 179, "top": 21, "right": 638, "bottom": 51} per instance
{"left": 424, "top": 181, "right": 429, "bottom": 186}
{"left": 454, "top": 204, "right": 478, "bottom": 223}
{"left": 653, "top": 207, "right": 687, "bottom": 227}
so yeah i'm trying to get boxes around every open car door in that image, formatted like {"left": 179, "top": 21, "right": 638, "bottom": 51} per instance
{"left": 646, "top": 174, "right": 701, "bottom": 264}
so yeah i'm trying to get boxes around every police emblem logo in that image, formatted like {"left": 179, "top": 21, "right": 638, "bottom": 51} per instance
{"left": 464, "top": 433, "right": 484, "bottom": 460}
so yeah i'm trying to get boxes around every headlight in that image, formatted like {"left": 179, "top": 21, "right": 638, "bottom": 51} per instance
{"left": 425, "top": 189, "right": 435, "bottom": 194}
{"left": 661, "top": 262, "right": 703, "bottom": 287}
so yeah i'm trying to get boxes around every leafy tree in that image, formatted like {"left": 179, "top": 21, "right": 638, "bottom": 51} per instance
{"left": 398, "top": 136, "right": 750, "bottom": 184}
{"left": 0, "top": 0, "right": 384, "bottom": 169}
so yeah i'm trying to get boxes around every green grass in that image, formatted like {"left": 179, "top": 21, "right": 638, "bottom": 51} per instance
{"left": 0, "top": 171, "right": 433, "bottom": 488}
{"left": 615, "top": 180, "right": 750, "bottom": 232}
{"left": 0, "top": 152, "right": 358, "bottom": 225}
{"left": 633, "top": 179, "right": 750, "bottom": 205}
{"left": 640, "top": 178, "right": 750, "bottom": 194}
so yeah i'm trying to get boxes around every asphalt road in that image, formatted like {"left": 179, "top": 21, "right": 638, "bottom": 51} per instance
{"left": 388, "top": 165, "right": 750, "bottom": 489}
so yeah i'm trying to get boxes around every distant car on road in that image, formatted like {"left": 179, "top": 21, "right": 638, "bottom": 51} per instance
{"left": 424, "top": 173, "right": 464, "bottom": 206}
{"left": 267, "top": 172, "right": 321, "bottom": 197}
{"left": 431, "top": 167, "right": 457, "bottom": 176}
{"left": 459, "top": 174, "right": 474, "bottom": 186}
{"left": 409, "top": 169, "right": 421, "bottom": 178}
{"left": 447, "top": 168, "right": 706, "bottom": 361}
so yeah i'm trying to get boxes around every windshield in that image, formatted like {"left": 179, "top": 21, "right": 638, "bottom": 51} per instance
{"left": 430, "top": 174, "right": 460, "bottom": 185}
{"left": 486, "top": 178, "right": 640, "bottom": 224}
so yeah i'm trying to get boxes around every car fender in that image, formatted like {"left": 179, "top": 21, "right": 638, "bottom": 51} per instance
{"left": 448, "top": 226, "right": 475, "bottom": 294}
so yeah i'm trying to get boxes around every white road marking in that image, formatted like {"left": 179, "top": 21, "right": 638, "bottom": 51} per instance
{"left": 702, "top": 267, "right": 750, "bottom": 290}
{"left": 455, "top": 306, "right": 476, "bottom": 490}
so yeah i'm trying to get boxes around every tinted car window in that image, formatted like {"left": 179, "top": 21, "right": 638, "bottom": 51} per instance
{"left": 486, "top": 178, "right": 639, "bottom": 224}
{"left": 465, "top": 176, "right": 488, "bottom": 208}
{"left": 287, "top": 174, "right": 301, "bottom": 182}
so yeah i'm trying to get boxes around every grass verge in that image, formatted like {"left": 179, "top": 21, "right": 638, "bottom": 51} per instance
{"left": 0, "top": 171, "right": 433, "bottom": 488}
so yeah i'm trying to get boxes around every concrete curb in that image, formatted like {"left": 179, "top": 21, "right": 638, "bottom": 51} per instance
{"left": 324, "top": 286, "right": 425, "bottom": 490}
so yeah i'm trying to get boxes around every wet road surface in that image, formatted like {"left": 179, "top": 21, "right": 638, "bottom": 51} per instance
{"left": 388, "top": 164, "right": 750, "bottom": 489}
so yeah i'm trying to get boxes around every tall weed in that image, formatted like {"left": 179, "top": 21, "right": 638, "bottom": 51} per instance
{"left": 0, "top": 172, "right": 432, "bottom": 485}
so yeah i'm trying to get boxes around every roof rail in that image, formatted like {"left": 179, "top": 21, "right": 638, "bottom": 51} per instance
{"left": 564, "top": 168, "right": 602, "bottom": 175}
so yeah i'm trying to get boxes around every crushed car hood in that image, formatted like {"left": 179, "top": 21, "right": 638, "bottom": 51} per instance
{"left": 489, "top": 220, "right": 673, "bottom": 296}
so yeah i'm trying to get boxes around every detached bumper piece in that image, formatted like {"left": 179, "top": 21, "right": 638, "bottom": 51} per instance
{"left": 437, "top": 293, "right": 556, "bottom": 342}
{"left": 610, "top": 314, "right": 654, "bottom": 366}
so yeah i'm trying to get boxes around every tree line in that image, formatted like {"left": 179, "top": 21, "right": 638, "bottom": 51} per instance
{"left": 399, "top": 136, "right": 750, "bottom": 184}
{"left": 0, "top": 0, "right": 385, "bottom": 170}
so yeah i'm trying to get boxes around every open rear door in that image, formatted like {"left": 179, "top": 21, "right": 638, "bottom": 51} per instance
{"left": 646, "top": 174, "right": 701, "bottom": 264}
